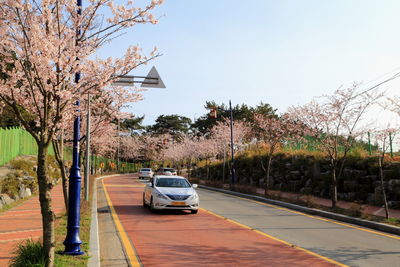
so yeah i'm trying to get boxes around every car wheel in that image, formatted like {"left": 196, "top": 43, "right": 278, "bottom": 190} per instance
{"left": 150, "top": 197, "right": 156, "bottom": 213}
{"left": 143, "top": 193, "right": 148, "bottom": 207}
{"left": 191, "top": 210, "right": 198, "bottom": 214}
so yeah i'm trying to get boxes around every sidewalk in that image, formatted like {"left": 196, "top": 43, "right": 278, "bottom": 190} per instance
{"left": 253, "top": 187, "right": 400, "bottom": 220}
{"left": 0, "top": 184, "right": 65, "bottom": 266}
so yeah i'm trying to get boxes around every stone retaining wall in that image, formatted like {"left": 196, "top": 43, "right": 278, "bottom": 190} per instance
{"left": 192, "top": 154, "right": 400, "bottom": 208}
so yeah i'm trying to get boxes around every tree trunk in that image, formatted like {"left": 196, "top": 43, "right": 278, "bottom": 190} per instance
{"left": 264, "top": 154, "right": 273, "bottom": 196}
{"left": 52, "top": 139, "right": 68, "bottom": 210}
{"left": 37, "top": 143, "right": 55, "bottom": 267}
{"left": 378, "top": 157, "right": 390, "bottom": 219}
{"left": 222, "top": 150, "right": 226, "bottom": 183}
{"left": 331, "top": 168, "right": 337, "bottom": 208}
{"left": 206, "top": 158, "right": 209, "bottom": 180}
{"left": 188, "top": 159, "right": 192, "bottom": 179}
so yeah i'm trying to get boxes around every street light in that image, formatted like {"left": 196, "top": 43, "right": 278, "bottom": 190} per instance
{"left": 63, "top": 0, "right": 165, "bottom": 255}
{"left": 208, "top": 101, "right": 236, "bottom": 187}
{"left": 83, "top": 66, "right": 166, "bottom": 199}
{"left": 112, "top": 66, "right": 165, "bottom": 172}
{"left": 64, "top": 0, "right": 84, "bottom": 256}
{"left": 229, "top": 100, "right": 236, "bottom": 186}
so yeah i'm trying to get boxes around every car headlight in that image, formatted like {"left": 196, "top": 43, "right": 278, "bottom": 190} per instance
{"left": 189, "top": 193, "right": 199, "bottom": 200}
{"left": 154, "top": 190, "right": 168, "bottom": 200}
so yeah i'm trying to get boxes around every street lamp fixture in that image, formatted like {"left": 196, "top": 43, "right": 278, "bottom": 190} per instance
{"left": 229, "top": 100, "right": 236, "bottom": 186}
{"left": 64, "top": 0, "right": 165, "bottom": 257}
{"left": 208, "top": 101, "right": 236, "bottom": 187}
{"left": 112, "top": 66, "right": 166, "bottom": 171}
{"left": 64, "top": 0, "right": 84, "bottom": 256}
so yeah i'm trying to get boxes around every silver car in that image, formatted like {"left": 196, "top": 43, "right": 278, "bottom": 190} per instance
{"left": 143, "top": 175, "right": 199, "bottom": 214}
{"left": 138, "top": 168, "right": 154, "bottom": 179}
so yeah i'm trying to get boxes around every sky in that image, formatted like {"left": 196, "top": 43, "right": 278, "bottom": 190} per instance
{"left": 97, "top": 0, "right": 400, "bottom": 127}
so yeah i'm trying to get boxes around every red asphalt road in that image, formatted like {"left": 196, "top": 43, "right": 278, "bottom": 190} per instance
{"left": 104, "top": 174, "right": 337, "bottom": 267}
{"left": 0, "top": 184, "right": 64, "bottom": 266}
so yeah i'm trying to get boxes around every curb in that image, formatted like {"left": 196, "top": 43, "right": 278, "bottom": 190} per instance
{"left": 199, "top": 185, "right": 400, "bottom": 236}
{"left": 88, "top": 174, "right": 121, "bottom": 267}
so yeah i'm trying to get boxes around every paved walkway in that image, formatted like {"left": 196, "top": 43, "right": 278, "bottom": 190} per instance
{"left": 0, "top": 184, "right": 65, "bottom": 266}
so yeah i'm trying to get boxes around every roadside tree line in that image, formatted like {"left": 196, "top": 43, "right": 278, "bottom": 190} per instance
{"left": 121, "top": 84, "right": 399, "bottom": 222}
{"left": 0, "top": 0, "right": 164, "bottom": 266}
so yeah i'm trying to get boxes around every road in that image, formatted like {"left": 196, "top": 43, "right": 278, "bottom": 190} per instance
{"left": 100, "top": 174, "right": 400, "bottom": 267}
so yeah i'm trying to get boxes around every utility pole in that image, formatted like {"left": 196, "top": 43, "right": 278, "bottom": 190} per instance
{"left": 84, "top": 93, "right": 90, "bottom": 201}
{"left": 229, "top": 100, "right": 235, "bottom": 186}
{"left": 368, "top": 132, "right": 372, "bottom": 156}
{"left": 117, "top": 117, "right": 120, "bottom": 171}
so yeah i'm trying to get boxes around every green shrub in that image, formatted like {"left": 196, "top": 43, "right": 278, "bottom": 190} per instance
{"left": 0, "top": 173, "right": 20, "bottom": 198}
{"left": 9, "top": 239, "right": 46, "bottom": 267}
{"left": 348, "top": 203, "right": 362, "bottom": 217}
{"left": 386, "top": 218, "right": 400, "bottom": 225}
{"left": 9, "top": 159, "right": 36, "bottom": 177}
{"left": 0, "top": 171, "right": 38, "bottom": 196}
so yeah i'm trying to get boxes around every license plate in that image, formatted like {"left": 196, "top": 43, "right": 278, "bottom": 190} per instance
{"left": 171, "top": 201, "right": 186, "bottom": 206}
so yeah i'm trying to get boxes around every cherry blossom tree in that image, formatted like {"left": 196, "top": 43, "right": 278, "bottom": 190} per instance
{"left": 179, "top": 135, "right": 199, "bottom": 177}
{"left": 373, "top": 127, "right": 396, "bottom": 219}
{"left": 210, "top": 119, "right": 251, "bottom": 182}
{"left": 159, "top": 134, "right": 202, "bottom": 175}
{"left": 120, "top": 134, "right": 142, "bottom": 161}
{"left": 288, "top": 84, "right": 381, "bottom": 208}
{"left": 53, "top": 87, "right": 132, "bottom": 209}
{"left": 195, "top": 136, "right": 217, "bottom": 179}
{"left": 252, "top": 113, "right": 305, "bottom": 194}
{"left": 138, "top": 134, "right": 170, "bottom": 163}
{"left": 0, "top": 0, "right": 163, "bottom": 265}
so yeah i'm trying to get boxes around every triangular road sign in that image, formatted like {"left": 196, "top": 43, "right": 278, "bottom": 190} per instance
{"left": 141, "top": 66, "right": 166, "bottom": 88}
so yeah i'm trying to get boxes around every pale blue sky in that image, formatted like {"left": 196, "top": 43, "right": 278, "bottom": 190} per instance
{"left": 97, "top": 0, "right": 400, "bottom": 126}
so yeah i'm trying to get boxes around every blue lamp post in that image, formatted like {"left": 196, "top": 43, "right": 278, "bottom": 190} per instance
{"left": 64, "top": 0, "right": 84, "bottom": 256}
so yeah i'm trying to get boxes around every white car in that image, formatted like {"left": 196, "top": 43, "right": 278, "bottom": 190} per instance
{"left": 156, "top": 167, "right": 177, "bottom": 176}
{"left": 138, "top": 168, "right": 154, "bottom": 179}
{"left": 143, "top": 175, "right": 199, "bottom": 214}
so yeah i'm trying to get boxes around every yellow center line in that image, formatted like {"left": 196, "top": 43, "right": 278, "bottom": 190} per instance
{"left": 102, "top": 180, "right": 141, "bottom": 267}
{"left": 202, "top": 188, "right": 400, "bottom": 241}
{"left": 200, "top": 208, "right": 348, "bottom": 267}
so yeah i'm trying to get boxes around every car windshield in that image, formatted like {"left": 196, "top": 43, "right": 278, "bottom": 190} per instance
{"left": 164, "top": 168, "right": 175, "bottom": 172}
{"left": 156, "top": 178, "right": 190, "bottom": 188}
{"left": 141, "top": 168, "right": 151, "bottom": 171}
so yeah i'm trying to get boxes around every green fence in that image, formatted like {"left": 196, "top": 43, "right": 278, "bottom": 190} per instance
{"left": 1, "top": 127, "right": 138, "bottom": 172}
{"left": 0, "top": 127, "right": 56, "bottom": 166}
{"left": 91, "top": 155, "right": 142, "bottom": 173}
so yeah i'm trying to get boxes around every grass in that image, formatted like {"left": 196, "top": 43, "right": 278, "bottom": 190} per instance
{"left": 7, "top": 197, "right": 91, "bottom": 267}
{"left": 53, "top": 173, "right": 97, "bottom": 267}
{"left": 54, "top": 204, "right": 91, "bottom": 266}
{"left": 385, "top": 217, "right": 400, "bottom": 225}
{"left": 9, "top": 239, "right": 47, "bottom": 267}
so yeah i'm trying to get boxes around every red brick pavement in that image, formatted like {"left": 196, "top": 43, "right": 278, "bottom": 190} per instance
{"left": 0, "top": 184, "right": 65, "bottom": 266}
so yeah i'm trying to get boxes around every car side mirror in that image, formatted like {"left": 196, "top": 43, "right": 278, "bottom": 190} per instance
{"left": 192, "top": 184, "right": 198, "bottom": 188}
